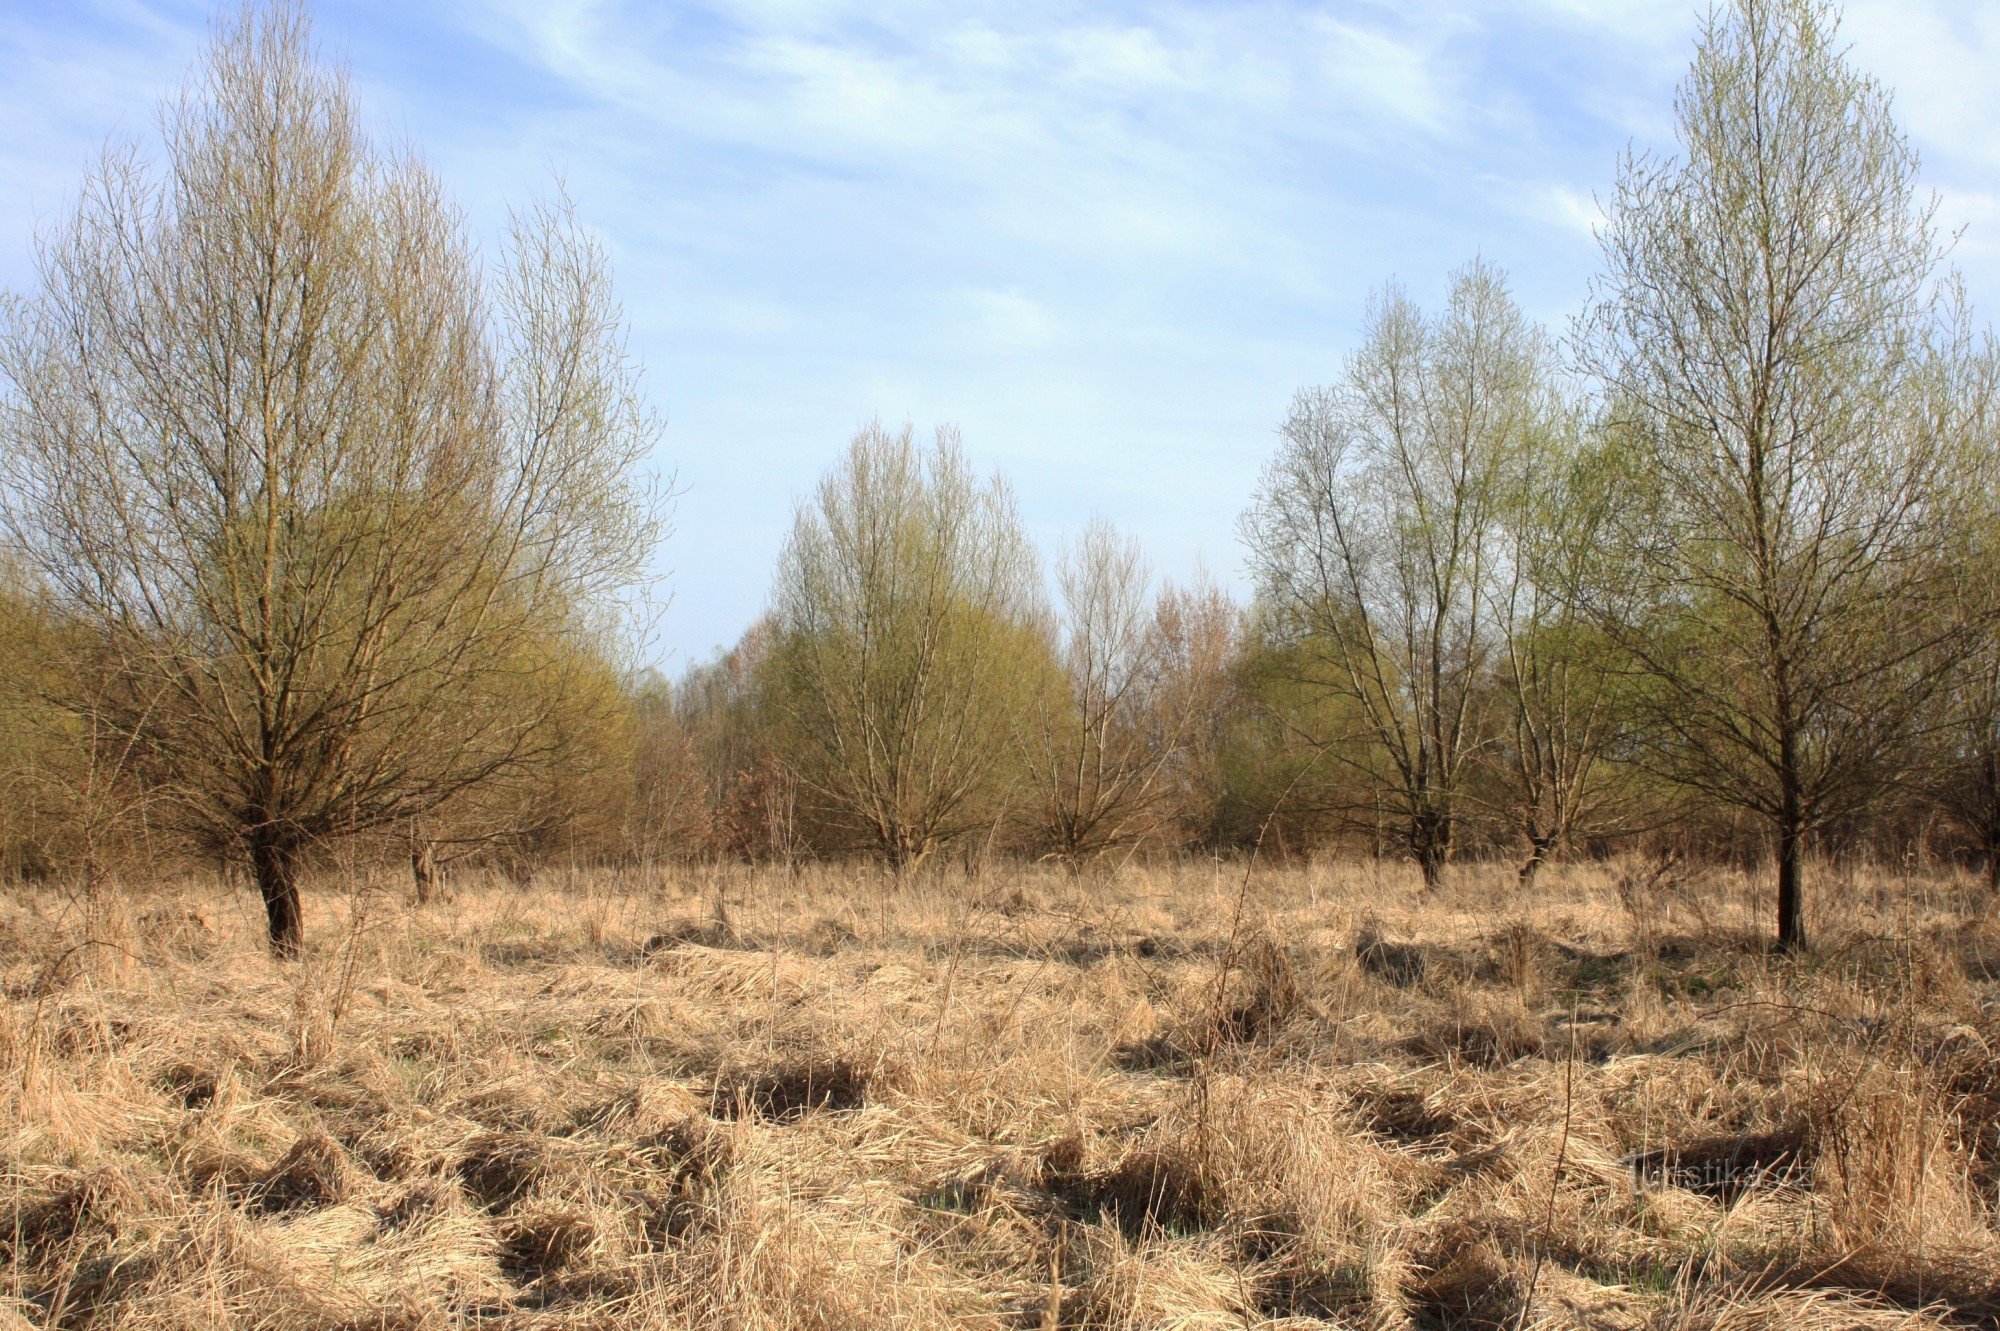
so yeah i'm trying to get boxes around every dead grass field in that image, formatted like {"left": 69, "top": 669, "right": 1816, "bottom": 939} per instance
{"left": 6, "top": 857, "right": 2000, "bottom": 1329}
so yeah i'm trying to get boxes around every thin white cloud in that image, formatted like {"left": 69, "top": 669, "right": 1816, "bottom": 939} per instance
{"left": 955, "top": 286, "right": 1057, "bottom": 351}
{"left": 1526, "top": 183, "right": 1601, "bottom": 239}
{"left": 5, "top": 0, "right": 1998, "bottom": 663}
{"left": 0, "top": 6, "right": 201, "bottom": 268}
{"left": 1843, "top": 1, "right": 2000, "bottom": 174}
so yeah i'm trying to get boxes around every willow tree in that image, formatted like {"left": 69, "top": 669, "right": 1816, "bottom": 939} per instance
{"left": 1938, "top": 539, "right": 2000, "bottom": 892}
{"left": 1022, "top": 520, "right": 1184, "bottom": 870}
{"left": 408, "top": 629, "right": 641, "bottom": 896}
{"left": 1925, "top": 340, "right": 2000, "bottom": 890}
{"left": 769, "top": 423, "right": 1047, "bottom": 870}
{"left": 1573, "top": 0, "right": 1962, "bottom": 949}
{"left": 0, "top": 563, "right": 85, "bottom": 883}
{"left": 0, "top": 4, "right": 661, "bottom": 955}
{"left": 1142, "top": 574, "right": 1241, "bottom": 849}
{"left": 1244, "top": 260, "right": 1555, "bottom": 886}
{"left": 1487, "top": 409, "right": 1636, "bottom": 887}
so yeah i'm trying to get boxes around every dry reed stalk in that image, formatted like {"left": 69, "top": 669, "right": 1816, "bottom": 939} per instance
{"left": 1, "top": 858, "right": 1997, "bottom": 1328}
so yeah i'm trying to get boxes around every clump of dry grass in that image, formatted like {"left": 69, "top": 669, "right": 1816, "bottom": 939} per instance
{"left": 4, "top": 857, "right": 2000, "bottom": 1328}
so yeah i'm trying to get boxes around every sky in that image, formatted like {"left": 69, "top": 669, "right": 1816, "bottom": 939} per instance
{"left": 4, "top": 0, "right": 2000, "bottom": 670}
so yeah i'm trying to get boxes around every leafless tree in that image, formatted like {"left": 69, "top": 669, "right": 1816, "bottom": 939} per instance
{"left": 0, "top": 3, "right": 662, "bottom": 955}
{"left": 1023, "top": 519, "right": 1183, "bottom": 870}
{"left": 1485, "top": 407, "right": 1635, "bottom": 886}
{"left": 1923, "top": 339, "right": 2000, "bottom": 889}
{"left": 769, "top": 423, "right": 1046, "bottom": 871}
{"left": 1244, "top": 260, "right": 1554, "bottom": 886}
{"left": 1141, "top": 573, "right": 1241, "bottom": 850}
{"left": 1571, "top": 0, "right": 1965, "bottom": 948}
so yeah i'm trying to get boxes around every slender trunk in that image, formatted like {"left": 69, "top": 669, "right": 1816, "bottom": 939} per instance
{"left": 250, "top": 826, "right": 303, "bottom": 959}
{"left": 1776, "top": 831, "right": 1803, "bottom": 950}
{"left": 1518, "top": 833, "right": 1554, "bottom": 889}
{"left": 1984, "top": 749, "right": 2000, "bottom": 896}
{"left": 1982, "top": 802, "right": 2000, "bottom": 895}
{"left": 1412, "top": 808, "right": 1447, "bottom": 891}
{"left": 410, "top": 829, "right": 438, "bottom": 904}
{"left": 1775, "top": 782, "right": 1805, "bottom": 951}
{"left": 884, "top": 827, "right": 929, "bottom": 884}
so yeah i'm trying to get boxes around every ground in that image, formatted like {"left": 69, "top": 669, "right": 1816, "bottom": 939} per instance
{"left": 5, "top": 857, "right": 2000, "bottom": 1329}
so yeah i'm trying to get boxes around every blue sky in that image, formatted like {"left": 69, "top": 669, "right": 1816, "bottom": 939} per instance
{"left": 5, "top": 1, "right": 2000, "bottom": 669}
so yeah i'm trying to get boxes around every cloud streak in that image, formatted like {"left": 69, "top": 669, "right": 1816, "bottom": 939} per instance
{"left": 3, "top": 0, "right": 1998, "bottom": 664}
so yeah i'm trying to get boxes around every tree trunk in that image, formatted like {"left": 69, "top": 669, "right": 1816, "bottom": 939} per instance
{"left": 410, "top": 830, "right": 438, "bottom": 904}
{"left": 250, "top": 828, "right": 304, "bottom": 960}
{"left": 1412, "top": 809, "right": 1447, "bottom": 891}
{"left": 1774, "top": 716, "right": 1806, "bottom": 951}
{"left": 1775, "top": 816, "right": 1805, "bottom": 952}
{"left": 1518, "top": 833, "right": 1554, "bottom": 889}
{"left": 1982, "top": 806, "right": 2000, "bottom": 895}
{"left": 1983, "top": 749, "right": 2000, "bottom": 896}
{"left": 883, "top": 828, "right": 929, "bottom": 883}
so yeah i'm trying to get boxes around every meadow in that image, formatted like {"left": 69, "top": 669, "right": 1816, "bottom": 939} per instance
{"left": 7, "top": 858, "right": 2000, "bottom": 1329}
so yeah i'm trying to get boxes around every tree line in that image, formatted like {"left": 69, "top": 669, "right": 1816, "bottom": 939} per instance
{"left": 4, "top": 0, "right": 1999, "bottom": 953}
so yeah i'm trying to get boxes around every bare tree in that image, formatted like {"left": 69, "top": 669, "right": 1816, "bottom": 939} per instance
{"left": 0, "top": 563, "right": 161, "bottom": 888}
{"left": 1486, "top": 411, "right": 1634, "bottom": 886}
{"left": 1572, "top": 0, "right": 1963, "bottom": 948}
{"left": 409, "top": 635, "right": 640, "bottom": 892}
{"left": 1141, "top": 573, "right": 1241, "bottom": 850}
{"left": 769, "top": 423, "right": 1047, "bottom": 871}
{"left": 1936, "top": 568, "right": 2000, "bottom": 893}
{"left": 1244, "top": 260, "right": 1553, "bottom": 886}
{"left": 1023, "top": 519, "right": 1180, "bottom": 870}
{"left": 623, "top": 670, "right": 716, "bottom": 864}
{"left": 0, "top": 3, "right": 662, "bottom": 956}
{"left": 1924, "top": 339, "right": 2000, "bottom": 889}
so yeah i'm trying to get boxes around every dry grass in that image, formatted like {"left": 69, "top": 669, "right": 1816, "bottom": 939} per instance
{"left": 5, "top": 856, "right": 2000, "bottom": 1328}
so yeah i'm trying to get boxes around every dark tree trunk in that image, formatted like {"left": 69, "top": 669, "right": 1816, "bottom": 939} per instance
{"left": 1518, "top": 833, "right": 1555, "bottom": 889}
{"left": 1982, "top": 805, "right": 2000, "bottom": 895}
{"left": 410, "top": 831, "right": 438, "bottom": 904}
{"left": 250, "top": 827, "right": 304, "bottom": 959}
{"left": 1983, "top": 748, "right": 2000, "bottom": 896}
{"left": 882, "top": 826, "right": 930, "bottom": 882}
{"left": 1775, "top": 814, "right": 1805, "bottom": 952}
{"left": 1412, "top": 808, "right": 1448, "bottom": 891}
{"left": 1773, "top": 715, "right": 1807, "bottom": 951}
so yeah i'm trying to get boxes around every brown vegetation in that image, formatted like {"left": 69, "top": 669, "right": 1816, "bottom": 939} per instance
{"left": 8, "top": 858, "right": 2000, "bottom": 1328}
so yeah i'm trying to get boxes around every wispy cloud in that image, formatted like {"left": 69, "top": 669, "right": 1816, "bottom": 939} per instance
{"left": 3, "top": 0, "right": 1998, "bottom": 663}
